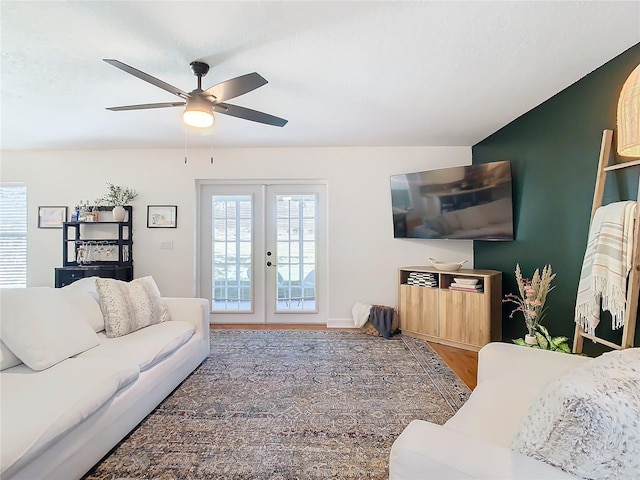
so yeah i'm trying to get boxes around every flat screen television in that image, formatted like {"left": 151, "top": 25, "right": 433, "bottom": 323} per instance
{"left": 390, "top": 160, "right": 514, "bottom": 240}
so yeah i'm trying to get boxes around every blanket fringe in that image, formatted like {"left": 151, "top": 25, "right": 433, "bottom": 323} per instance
{"left": 595, "top": 276, "right": 627, "bottom": 330}
{"left": 575, "top": 276, "right": 628, "bottom": 335}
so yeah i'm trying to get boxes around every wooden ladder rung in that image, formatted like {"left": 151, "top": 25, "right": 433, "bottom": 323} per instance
{"left": 604, "top": 158, "right": 640, "bottom": 171}
{"left": 578, "top": 331, "right": 623, "bottom": 350}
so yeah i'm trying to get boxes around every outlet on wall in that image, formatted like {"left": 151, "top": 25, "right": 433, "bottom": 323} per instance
{"left": 160, "top": 240, "right": 173, "bottom": 250}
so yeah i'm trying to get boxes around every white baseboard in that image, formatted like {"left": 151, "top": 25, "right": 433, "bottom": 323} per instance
{"left": 327, "top": 318, "right": 356, "bottom": 328}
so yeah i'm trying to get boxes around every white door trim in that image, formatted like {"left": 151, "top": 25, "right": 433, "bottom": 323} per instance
{"left": 196, "top": 179, "right": 328, "bottom": 324}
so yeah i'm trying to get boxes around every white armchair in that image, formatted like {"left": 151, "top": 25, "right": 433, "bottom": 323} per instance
{"left": 389, "top": 343, "right": 592, "bottom": 479}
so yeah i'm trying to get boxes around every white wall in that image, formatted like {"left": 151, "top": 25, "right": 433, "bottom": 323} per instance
{"left": 1, "top": 146, "right": 472, "bottom": 325}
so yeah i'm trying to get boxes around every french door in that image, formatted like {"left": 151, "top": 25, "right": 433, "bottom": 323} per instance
{"left": 199, "top": 182, "right": 326, "bottom": 323}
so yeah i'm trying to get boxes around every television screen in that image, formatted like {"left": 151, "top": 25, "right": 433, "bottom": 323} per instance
{"left": 390, "top": 160, "right": 514, "bottom": 241}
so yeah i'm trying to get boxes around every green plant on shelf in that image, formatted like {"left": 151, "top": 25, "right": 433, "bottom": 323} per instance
{"left": 101, "top": 182, "right": 137, "bottom": 206}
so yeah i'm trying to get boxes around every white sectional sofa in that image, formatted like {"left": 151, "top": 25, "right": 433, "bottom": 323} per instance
{"left": 390, "top": 342, "right": 640, "bottom": 479}
{"left": 0, "top": 278, "right": 210, "bottom": 480}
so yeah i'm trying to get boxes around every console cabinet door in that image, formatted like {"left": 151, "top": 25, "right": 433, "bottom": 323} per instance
{"left": 439, "top": 290, "right": 489, "bottom": 346}
{"left": 399, "top": 285, "right": 438, "bottom": 336}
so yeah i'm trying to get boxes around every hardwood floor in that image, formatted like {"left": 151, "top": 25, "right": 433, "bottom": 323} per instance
{"left": 427, "top": 341, "right": 478, "bottom": 390}
{"left": 210, "top": 324, "right": 478, "bottom": 390}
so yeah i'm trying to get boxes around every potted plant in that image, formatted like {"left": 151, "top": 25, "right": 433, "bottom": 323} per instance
{"left": 101, "top": 183, "right": 137, "bottom": 221}
{"left": 503, "top": 264, "right": 556, "bottom": 345}
{"left": 512, "top": 325, "right": 571, "bottom": 353}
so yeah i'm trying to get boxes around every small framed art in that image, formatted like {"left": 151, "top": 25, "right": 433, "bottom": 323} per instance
{"left": 147, "top": 205, "right": 177, "bottom": 228}
{"left": 38, "top": 206, "right": 68, "bottom": 228}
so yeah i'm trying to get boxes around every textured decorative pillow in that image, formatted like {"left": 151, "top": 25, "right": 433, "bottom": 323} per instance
{"left": 511, "top": 348, "right": 640, "bottom": 479}
{"left": 0, "top": 287, "right": 99, "bottom": 370}
{"left": 96, "top": 276, "right": 171, "bottom": 338}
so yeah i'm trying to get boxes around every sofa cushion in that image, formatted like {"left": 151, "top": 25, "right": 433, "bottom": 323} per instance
{"left": 0, "top": 288, "right": 99, "bottom": 370}
{"left": 75, "top": 320, "right": 195, "bottom": 371}
{"left": 62, "top": 276, "right": 105, "bottom": 332}
{"left": 96, "top": 276, "right": 171, "bottom": 338}
{"left": 510, "top": 348, "right": 640, "bottom": 479}
{"left": 444, "top": 380, "right": 543, "bottom": 448}
{"left": 0, "top": 357, "right": 139, "bottom": 477}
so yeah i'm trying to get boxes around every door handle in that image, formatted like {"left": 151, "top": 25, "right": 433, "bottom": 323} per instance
{"left": 266, "top": 261, "right": 276, "bottom": 267}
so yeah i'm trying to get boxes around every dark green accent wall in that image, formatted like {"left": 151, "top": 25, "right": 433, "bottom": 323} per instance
{"left": 473, "top": 44, "right": 640, "bottom": 356}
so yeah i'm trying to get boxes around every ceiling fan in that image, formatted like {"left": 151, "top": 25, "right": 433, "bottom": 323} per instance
{"left": 103, "top": 59, "right": 288, "bottom": 128}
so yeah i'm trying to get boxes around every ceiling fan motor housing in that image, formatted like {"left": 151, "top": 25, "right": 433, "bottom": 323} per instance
{"left": 190, "top": 61, "right": 210, "bottom": 78}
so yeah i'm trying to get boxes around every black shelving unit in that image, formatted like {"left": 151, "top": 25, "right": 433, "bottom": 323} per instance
{"left": 55, "top": 206, "right": 133, "bottom": 287}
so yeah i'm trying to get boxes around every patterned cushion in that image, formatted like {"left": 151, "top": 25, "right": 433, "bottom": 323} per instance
{"left": 510, "top": 348, "right": 640, "bottom": 479}
{"left": 96, "top": 276, "right": 171, "bottom": 338}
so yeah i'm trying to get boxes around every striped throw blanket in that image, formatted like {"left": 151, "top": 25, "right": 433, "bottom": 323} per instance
{"left": 575, "top": 201, "right": 636, "bottom": 335}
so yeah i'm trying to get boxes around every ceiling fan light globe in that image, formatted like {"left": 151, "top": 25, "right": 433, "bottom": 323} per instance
{"left": 183, "top": 97, "right": 214, "bottom": 128}
{"left": 183, "top": 110, "right": 214, "bottom": 128}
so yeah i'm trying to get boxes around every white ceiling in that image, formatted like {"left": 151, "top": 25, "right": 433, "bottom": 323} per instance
{"left": 1, "top": 1, "right": 639, "bottom": 151}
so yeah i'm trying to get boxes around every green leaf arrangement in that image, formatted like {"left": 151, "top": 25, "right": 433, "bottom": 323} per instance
{"left": 101, "top": 182, "right": 138, "bottom": 206}
{"left": 513, "top": 325, "right": 571, "bottom": 353}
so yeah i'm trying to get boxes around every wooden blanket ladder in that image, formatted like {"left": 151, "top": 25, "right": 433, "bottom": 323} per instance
{"left": 573, "top": 129, "right": 640, "bottom": 353}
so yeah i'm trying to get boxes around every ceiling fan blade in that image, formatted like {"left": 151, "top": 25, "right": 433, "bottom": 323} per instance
{"left": 104, "top": 59, "right": 190, "bottom": 100}
{"left": 213, "top": 103, "right": 288, "bottom": 127}
{"left": 204, "top": 72, "right": 267, "bottom": 102}
{"left": 106, "top": 102, "right": 185, "bottom": 111}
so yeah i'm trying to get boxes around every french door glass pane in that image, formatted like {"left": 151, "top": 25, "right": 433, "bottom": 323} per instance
{"left": 212, "top": 195, "right": 252, "bottom": 311}
{"left": 275, "top": 194, "right": 317, "bottom": 311}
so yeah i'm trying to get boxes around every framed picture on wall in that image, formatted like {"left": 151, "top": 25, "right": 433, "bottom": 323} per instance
{"left": 38, "top": 206, "right": 67, "bottom": 228}
{"left": 147, "top": 205, "right": 177, "bottom": 228}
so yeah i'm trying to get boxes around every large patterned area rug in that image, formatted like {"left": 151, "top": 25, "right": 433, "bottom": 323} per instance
{"left": 85, "top": 330, "right": 471, "bottom": 480}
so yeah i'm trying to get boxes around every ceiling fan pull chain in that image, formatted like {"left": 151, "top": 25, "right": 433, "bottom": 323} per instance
{"left": 210, "top": 127, "right": 214, "bottom": 165}
{"left": 184, "top": 123, "right": 188, "bottom": 164}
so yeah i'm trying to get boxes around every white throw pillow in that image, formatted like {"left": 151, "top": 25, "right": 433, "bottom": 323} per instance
{"left": 0, "top": 287, "right": 99, "bottom": 371}
{"left": 511, "top": 348, "right": 640, "bottom": 480}
{"left": 96, "top": 276, "right": 171, "bottom": 338}
{"left": 62, "top": 277, "right": 105, "bottom": 332}
{"left": 0, "top": 340, "right": 22, "bottom": 370}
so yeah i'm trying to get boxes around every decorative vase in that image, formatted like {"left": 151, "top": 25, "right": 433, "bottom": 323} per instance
{"left": 524, "top": 334, "right": 538, "bottom": 345}
{"left": 112, "top": 205, "right": 126, "bottom": 222}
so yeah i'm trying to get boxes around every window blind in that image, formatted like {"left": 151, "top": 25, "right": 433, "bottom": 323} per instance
{"left": 0, "top": 184, "right": 27, "bottom": 288}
